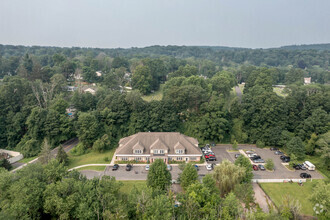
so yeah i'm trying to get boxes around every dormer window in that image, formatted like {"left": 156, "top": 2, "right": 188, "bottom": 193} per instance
{"left": 134, "top": 149, "right": 143, "bottom": 154}
{"left": 175, "top": 149, "right": 184, "bottom": 154}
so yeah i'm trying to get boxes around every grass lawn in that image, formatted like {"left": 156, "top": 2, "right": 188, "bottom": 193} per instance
{"left": 67, "top": 148, "right": 116, "bottom": 169}
{"left": 273, "top": 87, "right": 287, "bottom": 97}
{"left": 142, "top": 84, "right": 164, "bottom": 102}
{"left": 260, "top": 180, "right": 324, "bottom": 216}
{"left": 119, "top": 180, "right": 146, "bottom": 194}
{"left": 18, "top": 156, "right": 38, "bottom": 164}
{"left": 238, "top": 83, "right": 244, "bottom": 93}
{"left": 76, "top": 166, "right": 106, "bottom": 171}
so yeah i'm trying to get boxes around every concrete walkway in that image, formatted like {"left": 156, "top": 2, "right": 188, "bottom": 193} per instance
{"left": 68, "top": 164, "right": 110, "bottom": 171}
{"left": 253, "top": 183, "right": 271, "bottom": 213}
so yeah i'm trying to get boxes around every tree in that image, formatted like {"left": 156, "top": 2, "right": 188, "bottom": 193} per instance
{"left": 265, "top": 159, "right": 274, "bottom": 171}
{"left": 147, "top": 159, "right": 171, "bottom": 192}
{"left": 180, "top": 163, "right": 198, "bottom": 190}
{"left": 131, "top": 65, "right": 152, "bottom": 95}
{"left": 76, "top": 112, "right": 99, "bottom": 148}
{"left": 212, "top": 159, "right": 245, "bottom": 196}
{"left": 144, "top": 194, "right": 173, "bottom": 220}
{"left": 0, "top": 159, "right": 12, "bottom": 170}
{"left": 285, "top": 68, "right": 304, "bottom": 85}
{"left": 286, "top": 137, "right": 305, "bottom": 160}
{"left": 56, "top": 145, "right": 68, "bottom": 165}
{"left": 222, "top": 192, "right": 242, "bottom": 219}
{"left": 234, "top": 155, "right": 253, "bottom": 183}
{"left": 305, "top": 133, "right": 317, "bottom": 155}
{"left": 309, "top": 181, "right": 330, "bottom": 218}
{"left": 38, "top": 138, "right": 52, "bottom": 164}
{"left": 232, "top": 140, "right": 238, "bottom": 151}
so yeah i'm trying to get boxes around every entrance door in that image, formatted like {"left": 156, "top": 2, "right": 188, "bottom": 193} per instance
{"left": 185, "top": 157, "right": 189, "bottom": 162}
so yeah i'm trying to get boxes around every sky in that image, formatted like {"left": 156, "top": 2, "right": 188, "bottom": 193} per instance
{"left": 0, "top": 0, "right": 329, "bottom": 49}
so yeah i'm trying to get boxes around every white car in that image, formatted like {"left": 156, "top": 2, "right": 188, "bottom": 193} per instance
{"left": 145, "top": 165, "right": 150, "bottom": 171}
{"left": 206, "top": 164, "right": 213, "bottom": 171}
{"left": 167, "top": 164, "right": 172, "bottom": 171}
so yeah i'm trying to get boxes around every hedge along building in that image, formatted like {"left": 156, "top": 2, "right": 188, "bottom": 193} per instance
{"left": 115, "top": 132, "right": 202, "bottom": 163}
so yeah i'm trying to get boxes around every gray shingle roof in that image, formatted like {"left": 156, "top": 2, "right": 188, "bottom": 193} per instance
{"left": 116, "top": 132, "right": 201, "bottom": 155}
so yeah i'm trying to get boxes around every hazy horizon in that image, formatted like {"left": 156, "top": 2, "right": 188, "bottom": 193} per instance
{"left": 1, "top": 0, "right": 329, "bottom": 49}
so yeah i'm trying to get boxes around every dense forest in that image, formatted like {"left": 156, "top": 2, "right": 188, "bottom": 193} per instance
{"left": 0, "top": 44, "right": 329, "bottom": 219}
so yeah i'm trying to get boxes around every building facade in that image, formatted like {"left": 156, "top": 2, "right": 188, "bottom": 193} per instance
{"left": 115, "top": 132, "right": 202, "bottom": 163}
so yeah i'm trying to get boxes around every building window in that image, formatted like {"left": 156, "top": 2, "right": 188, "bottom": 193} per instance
{"left": 177, "top": 157, "right": 183, "bottom": 161}
{"left": 135, "top": 157, "right": 142, "bottom": 161}
{"left": 134, "top": 149, "right": 143, "bottom": 154}
{"left": 175, "top": 149, "right": 184, "bottom": 154}
{"left": 122, "top": 157, "right": 128, "bottom": 161}
{"left": 154, "top": 149, "right": 165, "bottom": 154}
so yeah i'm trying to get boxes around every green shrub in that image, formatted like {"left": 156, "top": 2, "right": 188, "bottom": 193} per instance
{"left": 256, "top": 140, "right": 265, "bottom": 148}
{"left": 265, "top": 159, "right": 274, "bottom": 171}
{"left": 104, "top": 157, "right": 109, "bottom": 162}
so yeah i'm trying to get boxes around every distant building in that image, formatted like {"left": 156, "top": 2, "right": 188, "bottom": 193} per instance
{"left": 67, "top": 86, "right": 78, "bottom": 92}
{"left": 115, "top": 132, "right": 202, "bottom": 163}
{"left": 66, "top": 106, "right": 76, "bottom": 118}
{"left": 304, "top": 77, "right": 311, "bottom": 85}
{"left": 0, "top": 149, "right": 23, "bottom": 164}
{"left": 84, "top": 88, "right": 96, "bottom": 95}
{"left": 74, "top": 73, "right": 83, "bottom": 80}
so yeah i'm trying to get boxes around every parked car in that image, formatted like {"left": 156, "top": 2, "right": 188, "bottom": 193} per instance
{"left": 194, "top": 165, "right": 199, "bottom": 171}
{"left": 253, "top": 159, "right": 265, "bottom": 163}
{"left": 206, "top": 164, "right": 213, "bottom": 171}
{"left": 112, "top": 164, "right": 119, "bottom": 171}
{"left": 300, "top": 173, "right": 311, "bottom": 178}
{"left": 252, "top": 165, "right": 259, "bottom": 171}
{"left": 282, "top": 157, "right": 290, "bottom": 163}
{"left": 246, "top": 150, "right": 255, "bottom": 154}
{"left": 251, "top": 155, "right": 261, "bottom": 160}
{"left": 270, "top": 147, "right": 278, "bottom": 151}
{"left": 248, "top": 153, "right": 258, "bottom": 158}
{"left": 292, "top": 164, "right": 300, "bottom": 170}
{"left": 126, "top": 164, "right": 132, "bottom": 171}
{"left": 299, "top": 164, "right": 307, "bottom": 170}
{"left": 167, "top": 164, "right": 172, "bottom": 171}
{"left": 205, "top": 154, "right": 216, "bottom": 160}
{"left": 207, "top": 157, "right": 216, "bottom": 161}
{"left": 145, "top": 164, "right": 150, "bottom": 171}
{"left": 235, "top": 153, "right": 241, "bottom": 158}
{"left": 275, "top": 151, "right": 284, "bottom": 155}
{"left": 258, "top": 164, "right": 266, "bottom": 171}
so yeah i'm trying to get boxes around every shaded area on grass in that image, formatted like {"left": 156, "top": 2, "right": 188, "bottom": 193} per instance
{"left": 119, "top": 180, "right": 146, "bottom": 194}
{"left": 17, "top": 156, "right": 38, "bottom": 164}
{"left": 142, "top": 84, "right": 164, "bottom": 102}
{"left": 67, "top": 148, "right": 115, "bottom": 169}
{"left": 260, "top": 180, "right": 324, "bottom": 216}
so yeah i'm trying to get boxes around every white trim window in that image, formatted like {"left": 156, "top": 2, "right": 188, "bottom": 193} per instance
{"left": 175, "top": 149, "right": 184, "bottom": 154}
{"left": 135, "top": 157, "right": 142, "bottom": 161}
{"left": 154, "top": 149, "right": 165, "bottom": 154}
{"left": 134, "top": 149, "right": 143, "bottom": 154}
{"left": 176, "top": 157, "right": 183, "bottom": 161}
{"left": 122, "top": 157, "right": 128, "bottom": 161}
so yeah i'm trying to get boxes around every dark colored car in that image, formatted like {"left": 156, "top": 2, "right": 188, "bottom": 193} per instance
{"left": 235, "top": 154, "right": 241, "bottom": 158}
{"left": 292, "top": 164, "right": 300, "bottom": 170}
{"left": 300, "top": 173, "right": 311, "bottom": 178}
{"left": 251, "top": 155, "right": 261, "bottom": 160}
{"left": 270, "top": 147, "right": 278, "bottom": 151}
{"left": 112, "top": 164, "right": 119, "bottom": 171}
{"left": 252, "top": 165, "right": 259, "bottom": 171}
{"left": 207, "top": 157, "right": 216, "bottom": 161}
{"left": 281, "top": 156, "right": 290, "bottom": 162}
{"left": 126, "top": 164, "right": 132, "bottom": 171}
{"left": 258, "top": 164, "right": 265, "bottom": 171}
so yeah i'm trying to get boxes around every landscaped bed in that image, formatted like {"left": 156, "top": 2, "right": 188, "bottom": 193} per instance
{"left": 260, "top": 180, "right": 324, "bottom": 216}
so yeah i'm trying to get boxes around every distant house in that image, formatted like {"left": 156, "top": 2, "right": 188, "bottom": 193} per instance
{"left": 74, "top": 73, "right": 83, "bottom": 80}
{"left": 84, "top": 88, "right": 96, "bottom": 95}
{"left": 66, "top": 86, "right": 78, "bottom": 92}
{"left": 115, "top": 132, "right": 202, "bottom": 163}
{"left": 96, "top": 71, "right": 103, "bottom": 77}
{"left": 304, "top": 77, "right": 311, "bottom": 85}
{"left": 66, "top": 106, "right": 76, "bottom": 118}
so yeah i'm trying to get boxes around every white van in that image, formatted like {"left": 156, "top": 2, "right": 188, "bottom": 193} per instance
{"left": 303, "top": 161, "right": 315, "bottom": 171}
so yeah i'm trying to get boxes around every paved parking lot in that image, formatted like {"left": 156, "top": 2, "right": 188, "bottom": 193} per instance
{"left": 79, "top": 145, "right": 324, "bottom": 181}
{"left": 210, "top": 145, "right": 324, "bottom": 180}
{"left": 80, "top": 164, "right": 212, "bottom": 180}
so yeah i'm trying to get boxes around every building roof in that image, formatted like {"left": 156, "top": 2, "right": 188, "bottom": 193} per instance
{"left": 116, "top": 132, "right": 201, "bottom": 155}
